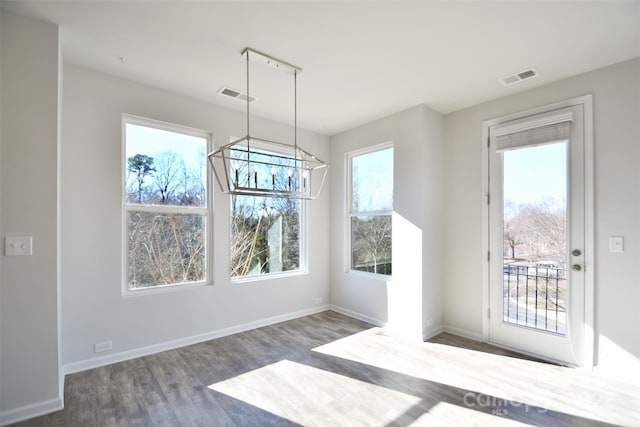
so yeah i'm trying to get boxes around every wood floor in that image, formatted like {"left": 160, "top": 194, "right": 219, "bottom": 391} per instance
{"left": 14, "top": 311, "right": 640, "bottom": 426}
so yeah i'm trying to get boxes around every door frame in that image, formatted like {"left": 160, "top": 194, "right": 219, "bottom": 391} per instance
{"left": 481, "top": 94, "right": 594, "bottom": 368}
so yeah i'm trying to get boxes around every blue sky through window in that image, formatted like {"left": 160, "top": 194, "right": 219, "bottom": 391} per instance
{"left": 503, "top": 141, "right": 567, "bottom": 207}
{"left": 352, "top": 147, "right": 393, "bottom": 212}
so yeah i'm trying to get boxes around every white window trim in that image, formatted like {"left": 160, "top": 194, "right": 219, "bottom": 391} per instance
{"left": 346, "top": 141, "right": 394, "bottom": 277}
{"left": 230, "top": 200, "right": 308, "bottom": 283}
{"left": 228, "top": 137, "right": 308, "bottom": 283}
{"left": 121, "top": 114, "right": 213, "bottom": 296}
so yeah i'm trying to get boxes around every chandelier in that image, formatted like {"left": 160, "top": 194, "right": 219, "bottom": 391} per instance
{"left": 208, "top": 48, "right": 328, "bottom": 199}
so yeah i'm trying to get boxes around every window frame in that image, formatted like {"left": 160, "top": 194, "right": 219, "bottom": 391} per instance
{"left": 229, "top": 138, "right": 308, "bottom": 283}
{"left": 346, "top": 142, "right": 394, "bottom": 277}
{"left": 121, "top": 114, "right": 213, "bottom": 296}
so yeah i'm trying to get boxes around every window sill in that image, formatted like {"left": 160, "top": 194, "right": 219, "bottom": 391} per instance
{"left": 347, "top": 269, "right": 392, "bottom": 281}
{"left": 231, "top": 269, "right": 308, "bottom": 284}
{"left": 123, "top": 280, "right": 212, "bottom": 297}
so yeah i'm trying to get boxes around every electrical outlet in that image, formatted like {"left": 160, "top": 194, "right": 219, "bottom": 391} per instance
{"left": 94, "top": 341, "right": 112, "bottom": 353}
{"left": 314, "top": 297, "right": 322, "bottom": 305}
{"left": 426, "top": 319, "right": 434, "bottom": 327}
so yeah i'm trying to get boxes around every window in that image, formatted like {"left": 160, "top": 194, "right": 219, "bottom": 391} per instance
{"left": 230, "top": 146, "right": 305, "bottom": 279}
{"left": 348, "top": 144, "right": 393, "bottom": 275}
{"left": 123, "top": 116, "right": 210, "bottom": 291}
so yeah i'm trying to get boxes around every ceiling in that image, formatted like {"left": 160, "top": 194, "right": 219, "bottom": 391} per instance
{"left": 3, "top": 1, "right": 639, "bottom": 135}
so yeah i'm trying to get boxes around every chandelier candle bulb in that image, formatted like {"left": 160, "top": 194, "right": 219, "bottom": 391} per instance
{"left": 208, "top": 47, "right": 328, "bottom": 199}
{"left": 234, "top": 163, "right": 239, "bottom": 186}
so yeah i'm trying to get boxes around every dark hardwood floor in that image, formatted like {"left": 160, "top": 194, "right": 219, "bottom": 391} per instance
{"left": 13, "top": 311, "right": 640, "bottom": 426}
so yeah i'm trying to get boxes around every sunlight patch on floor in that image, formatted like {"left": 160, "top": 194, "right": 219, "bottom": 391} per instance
{"left": 208, "top": 359, "right": 423, "bottom": 427}
{"left": 416, "top": 402, "right": 532, "bottom": 427}
{"left": 312, "top": 328, "right": 640, "bottom": 425}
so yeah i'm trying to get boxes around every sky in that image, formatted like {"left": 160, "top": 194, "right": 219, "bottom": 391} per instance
{"left": 352, "top": 147, "right": 394, "bottom": 212}
{"left": 125, "top": 123, "right": 207, "bottom": 188}
{"left": 503, "top": 141, "right": 567, "bottom": 207}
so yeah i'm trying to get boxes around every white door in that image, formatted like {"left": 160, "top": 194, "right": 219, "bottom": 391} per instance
{"left": 488, "top": 105, "right": 586, "bottom": 365}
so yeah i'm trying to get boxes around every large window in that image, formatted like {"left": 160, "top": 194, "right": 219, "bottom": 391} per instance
{"left": 349, "top": 144, "right": 393, "bottom": 275}
{"left": 230, "top": 147, "right": 305, "bottom": 279}
{"left": 123, "top": 116, "right": 210, "bottom": 291}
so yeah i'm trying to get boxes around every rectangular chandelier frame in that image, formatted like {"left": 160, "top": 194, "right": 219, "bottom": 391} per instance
{"left": 208, "top": 48, "right": 328, "bottom": 200}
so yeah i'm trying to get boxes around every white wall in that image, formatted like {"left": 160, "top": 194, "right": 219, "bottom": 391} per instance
{"left": 330, "top": 105, "right": 444, "bottom": 338}
{"left": 444, "top": 58, "right": 640, "bottom": 380}
{"left": 0, "top": 11, "right": 63, "bottom": 422}
{"left": 60, "top": 64, "right": 331, "bottom": 366}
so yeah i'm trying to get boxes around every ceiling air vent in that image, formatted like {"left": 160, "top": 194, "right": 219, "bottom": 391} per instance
{"left": 500, "top": 68, "right": 538, "bottom": 86}
{"left": 218, "top": 87, "right": 257, "bottom": 103}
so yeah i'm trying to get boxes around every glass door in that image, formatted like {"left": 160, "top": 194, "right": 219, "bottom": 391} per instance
{"left": 489, "top": 105, "right": 585, "bottom": 365}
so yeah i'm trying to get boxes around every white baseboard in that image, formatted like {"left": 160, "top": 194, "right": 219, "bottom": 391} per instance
{"left": 442, "top": 325, "right": 485, "bottom": 342}
{"left": 329, "top": 305, "right": 386, "bottom": 327}
{"left": 423, "top": 325, "right": 445, "bottom": 341}
{"left": 0, "top": 397, "right": 63, "bottom": 427}
{"left": 63, "top": 305, "right": 330, "bottom": 375}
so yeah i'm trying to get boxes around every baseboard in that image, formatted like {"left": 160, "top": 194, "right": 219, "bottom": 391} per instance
{"left": 423, "top": 325, "right": 445, "bottom": 341}
{"left": 63, "top": 305, "right": 330, "bottom": 375}
{"left": 442, "top": 325, "right": 485, "bottom": 342}
{"left": 329, "top": 305, "right": 386, "bottom": 327}
{"left": 0, "top": 397, "right": 63, "bottom": 427}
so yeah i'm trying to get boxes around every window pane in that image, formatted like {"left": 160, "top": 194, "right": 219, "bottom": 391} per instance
{"left": 351, "top": 215, "right": 392, "bottom": 275}
{"left": 502, "top": 142, "right": 567, "bottom": 333}
{"left": 351, "top": 147, "right": 393, "bottom": 212}
{"left": 231, "top": 195, "right": 301, "bottom": 277}
{"left": 127, "top": 211, "right": 206, "bottom": 288}
{"left": 125, "top": 124, "right": 207, "bottom": 207}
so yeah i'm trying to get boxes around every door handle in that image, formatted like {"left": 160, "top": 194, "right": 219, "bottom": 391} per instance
{"left": 572, "top": 249, "right": 582, "bottom": 256}
{"left": 572, "top": 264, "right": 582, "bottom": 272}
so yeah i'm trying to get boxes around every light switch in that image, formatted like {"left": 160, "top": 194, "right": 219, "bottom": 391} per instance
{"left": 609, "top": 236, "right": 624, "bottom": 253}
{"left": 4, "top": 236, "right": 33, "bottom": 256}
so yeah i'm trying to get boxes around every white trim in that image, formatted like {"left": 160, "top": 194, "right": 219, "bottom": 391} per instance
{"left": 423, "top": 325, "right": 445, "bottom": 341}
{"left": 62, "top": 305, "right": 330, "bottom": 375}
{"left": 0, "top": 397, "right": 64, "bottom": 427}
{"left": 227, "top": 135, "right": 309, "bottom": 281}
{"left": 124, "top": 204, "right": 208, "bottom": 215}
{"left": 443, "top": 325, "right": 486, "bottom": 343}
{"left": 121, "top": 114, "right": 213, "bottom": 296}
{"left": 582, "top": 96, "right": 595, "bottom": 371}
{"left": 123, "top": 279, "right": 211, "bottom": 297}
{"left": 123, "top": 113, "right": 212, "bottom": 139}
{"left": 231, "top": 269, "right": 308, "bottom": 284}
{"left": 346, "top": 268, "right": 393, "bottom": 282}
{"left": 481, "top": 125, "right": 490, "bottom": 341}
{"left": 329, "top": 305, "right": 386, "bottom": 327}
{"left": 481, "top": 94, "right": 595, "bottom": 368}
{"left": 345, "top": 142, "right": 394, "bottom": 276}
{"left": 56, "top": 39, "right": 65, "bottom": 411}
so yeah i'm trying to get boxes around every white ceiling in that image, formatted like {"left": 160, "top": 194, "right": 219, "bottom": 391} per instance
{"left": 3, "top": 1, "right": 639, "bottom": 135}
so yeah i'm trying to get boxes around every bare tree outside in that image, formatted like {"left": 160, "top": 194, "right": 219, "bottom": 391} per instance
{"left": 127, "top": 154, "right": 156, "bottom": 203}
{"left": 501, "top": 142, "right": 568, "bottom": 333}
{"left": 351, "top": 216, "right": 392, "bottom": 275}
{"left": 350, "top": 146, "right": 393, "bottom": 275}
{"left": 125, "top": 122, "right": 208, "bottom": 289}
{"left": 231, "top": 194, "right": 301, "bottom": 277}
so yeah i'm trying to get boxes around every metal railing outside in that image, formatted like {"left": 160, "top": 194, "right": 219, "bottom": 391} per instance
{"left": 502, "top": 263, "right": 566, "bottom": 334}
